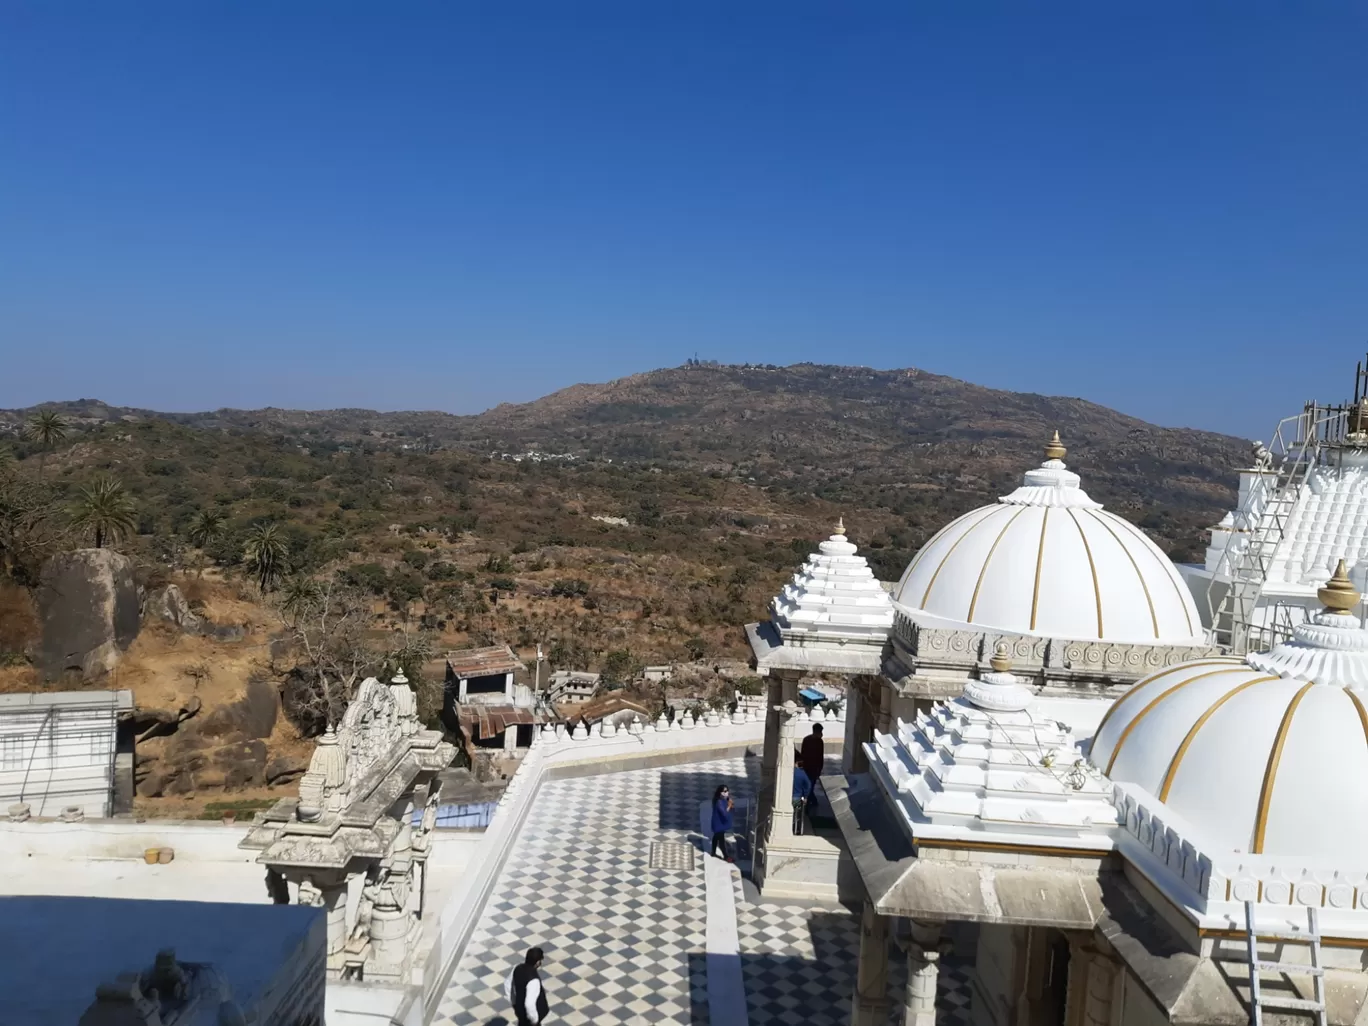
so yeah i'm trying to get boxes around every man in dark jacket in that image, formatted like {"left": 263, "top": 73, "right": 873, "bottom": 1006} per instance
{"left": 800, "top": 723, "right": 824, "bottom": 810}
{"left": 505, "top": 946, "right": 549, "bottom": 1025}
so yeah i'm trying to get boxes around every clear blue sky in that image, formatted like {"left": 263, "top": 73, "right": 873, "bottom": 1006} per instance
{"left": 2, "top": 3, "right": 1365, "bottom": 438}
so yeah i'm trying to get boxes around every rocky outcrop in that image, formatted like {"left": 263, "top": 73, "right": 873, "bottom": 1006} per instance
{"left": 35, "top": 548, "right": 140, "bottom": 679}
{"left": 134, "top": 682, "right": 282, "bottom": 798}
{"left": 143, "top": 584, "right": 202, "bottom": 633}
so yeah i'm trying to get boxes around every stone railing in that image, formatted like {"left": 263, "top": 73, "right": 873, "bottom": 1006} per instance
{"left": 1111, "top": 781, "right": 1368, "bottom": 923}
{"left": 416, "top": 704, "right": 790, "bottom": 1021}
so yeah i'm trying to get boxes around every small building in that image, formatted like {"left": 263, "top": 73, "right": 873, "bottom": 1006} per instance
{"left": 445, "top": 645, "right": 525, "bottom": 704}
{"left": 444, "top": 645, "right": 547, "bottom": 777}
{"left": 545, "top": 669, "right": 600, "bottom": 704}
{"left": 0, "top": 690, "right": 134, "bottom": 819}
{"left": 642, "top": 664, "right": 673, "bottom": 683}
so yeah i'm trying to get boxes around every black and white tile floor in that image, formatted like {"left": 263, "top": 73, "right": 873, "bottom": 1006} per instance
{"left": 734, "top": 897, "right": 974, "bottom": 1026}
{"left": 434, "top": 756, "right": 976, "bottom": 1026}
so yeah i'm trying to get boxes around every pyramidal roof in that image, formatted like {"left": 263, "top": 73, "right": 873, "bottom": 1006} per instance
{"left": 867, "top": 643, "right": 1119, "bottom": 847}
{"left": 769, "top": 520, "right": 893, "bottom": 648}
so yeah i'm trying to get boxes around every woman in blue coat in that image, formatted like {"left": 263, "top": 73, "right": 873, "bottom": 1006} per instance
{"left": 711, "top": 784, "right": 734, "bottom": 861}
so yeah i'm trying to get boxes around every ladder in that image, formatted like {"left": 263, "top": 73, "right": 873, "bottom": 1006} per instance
{"left": 1244, "top": 900, "right": 1326, "bottom": 1026}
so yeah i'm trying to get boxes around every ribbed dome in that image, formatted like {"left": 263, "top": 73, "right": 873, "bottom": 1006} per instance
{"left": 1090, "top": 562, "right": 1368, "bottom": 858}
{"left": 893, "top": 437, "right": 1203, "bottom": 645}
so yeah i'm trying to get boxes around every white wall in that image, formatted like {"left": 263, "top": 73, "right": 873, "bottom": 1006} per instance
{"left": 0, "top": 703, "right": 119, "bottom": 818}
{"left": 0, "top": 818, "right": 486, "bottom": 910}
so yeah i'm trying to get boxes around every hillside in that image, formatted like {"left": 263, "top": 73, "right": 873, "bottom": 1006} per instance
{"left": 1, "top": 362, "right": 1250, "bottom": 564}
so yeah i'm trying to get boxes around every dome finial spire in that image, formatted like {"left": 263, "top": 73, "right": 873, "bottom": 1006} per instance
{"left": 834, "top": 517, "right": 845, "bottom": 537}
{"left": 1044, "top": 430, "right": 1066, "bottom": 461}
{"left": 1319, "top": 559, "right": 1360, "bottom": 613}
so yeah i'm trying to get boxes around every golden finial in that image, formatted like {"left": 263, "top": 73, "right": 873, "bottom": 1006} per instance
{"left": 990, "top": 642, "right": 1012, "bottom": 673}
{"left": 1044, "top": 430, "right": 1066, "bottom": 461}
{"left": 834, "top": 517, "right": 846, "bottom": 536}
{"left": 1318, "top": 559, "right": 1360, "bottom": 613}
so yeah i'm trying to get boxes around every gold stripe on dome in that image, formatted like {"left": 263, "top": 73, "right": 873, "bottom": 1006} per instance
{"left": 1084, "top": 509, "right": 1160, "bottom": 640}
{"left": 1103, "top": 664, "right": 1251, "bottom": 777}
{"left": 1252, "top": 680, "right": 1317, "bottom": 854}
{"left": 1099, "top": 508, "right": 1195, "bottom": 636}
{"left": 1347, "top": 689, "right": 1368, "bottom": 756}
{"left": 1091, "top": 657, "right": 1242, "bottom": 750}
{"left": 967, "top": 506, "right": 1029, "bottom": 624}
{"left": 1030, "top": 509, "right": 1050, "bottom": 631}
{"left": 916, "top": 505, "right": 1005, "bottom": 609}
{"left": 1158, "top": 674, "right": 1277, "bottom": 801}
{"left": 1065, "top": 508, "right": 1104, "bottom": 638}
{"left": 899, "top": 505, "right": 986, "bottom": 586}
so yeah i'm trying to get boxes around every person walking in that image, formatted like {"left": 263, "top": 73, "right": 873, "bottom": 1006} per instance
{"left": 504, "top": 946, "right": 549, "bottom": 1026}
{"left": 800, "top": 723, "right": 825, "bottom": 811}
{"left": 710, "top": 784, "right": 734, "bottom": 861}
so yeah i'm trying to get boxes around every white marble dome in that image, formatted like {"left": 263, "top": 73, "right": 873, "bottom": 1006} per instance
{"left": 893, "top": 434, "right": 1204, "bottom": 645}
{"left": 1089, "top": 563, "right": 1368, "bottom": 858}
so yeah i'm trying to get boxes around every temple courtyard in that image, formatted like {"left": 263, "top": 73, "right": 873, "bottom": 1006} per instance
{"left": 433, "top": 756, "right": 974, "bottom": 1026}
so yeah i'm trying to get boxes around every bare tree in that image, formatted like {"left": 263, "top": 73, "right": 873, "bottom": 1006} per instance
{"left": 276, "top": 574, "right": 378, "bottom": 736}
{"left": 0, "top": 470, "right": 63, "bottom": 588}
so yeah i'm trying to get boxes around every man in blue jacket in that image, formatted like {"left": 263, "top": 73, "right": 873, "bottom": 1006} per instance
{"left": 711, "top": 784, "right": 734, "bottom": 861}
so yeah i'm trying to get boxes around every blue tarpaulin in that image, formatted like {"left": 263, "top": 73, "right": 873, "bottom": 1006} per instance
{"left": 410, "top": 801, "right": 498, "bottom": 830}
{"left": 798, "top": 687, "right": 826, "bottom": 703}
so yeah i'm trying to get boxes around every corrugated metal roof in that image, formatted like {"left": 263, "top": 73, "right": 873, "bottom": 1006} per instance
{"left": 446, "top": 644, "right": 525, "bottom": 678}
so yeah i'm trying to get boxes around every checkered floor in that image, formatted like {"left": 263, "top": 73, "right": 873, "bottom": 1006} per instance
{"left": 735, "top": 899, "right": 975, "bottom": 1026}
{"left": 435, "top": 758, "right": 758, "bottom": 1026}
{"left": 434, "top": 755, "right": 977, "bottom": 1026}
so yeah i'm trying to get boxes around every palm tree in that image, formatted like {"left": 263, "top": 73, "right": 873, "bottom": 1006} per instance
{"left": 279, "top": 574, "right": 318, "bottom": 626}
{"left": 25, "top": 411, "right": 67, "bottom": 475}
{"left": 187, "top": 508, "right": 227, "bottom": 576}
{"left": 244, "top": 521, "right": 288, "bottom": 593}
{"left": 70, "top": 476, "right": 138, "bottom": 549}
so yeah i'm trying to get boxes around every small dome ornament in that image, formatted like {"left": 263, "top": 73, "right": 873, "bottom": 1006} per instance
{"left": 989, "top": 642, "right": 1012, "bottom": 673}
{"left": 834, "top": 517, "right": 846, "bottom": 537}
{"left": 1044, "top": 430, "right": 1067, "bottom": 461}
{"left": 1318, "top": 559, "right": 1360, "bottom": 613}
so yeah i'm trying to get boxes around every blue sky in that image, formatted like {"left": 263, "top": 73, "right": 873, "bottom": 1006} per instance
{"left": 1, "top": 3, "right": 1365, "bottom": 438}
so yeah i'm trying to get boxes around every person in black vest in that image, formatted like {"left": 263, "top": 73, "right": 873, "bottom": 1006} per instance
{"left": 504, "top": 946, "right": 549, "bottom": 1025}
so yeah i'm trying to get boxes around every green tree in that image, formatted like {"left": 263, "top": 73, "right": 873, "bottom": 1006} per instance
{"left": 279, "top": 574, "right": 319, "bottom": 626}
{"left": 70, "top": 476, "right": 138, "bottom": 549}
{"left": 244, "top": 521, "right": 287, "bottom": 593}
{"left": 187, "top": 508, "right": 228, "bottom": 576}
{"left": 25, "top": 410, "right": 67, "bottom": 474}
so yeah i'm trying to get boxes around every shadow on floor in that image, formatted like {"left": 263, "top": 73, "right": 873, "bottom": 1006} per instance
{"left": 657, "top": 762, "right": 761, "bottom": 833}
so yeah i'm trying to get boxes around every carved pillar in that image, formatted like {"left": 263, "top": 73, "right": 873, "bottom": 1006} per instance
{"left": 769, "top": 700, "right": 804, "bottom": 843}
{"left": 852, "top": 900, "right": 891, "bottom": 1026}
{"left": 1013, "top": 927, "right": 1052, "bottom": 1026}
{"left": 903, "top": 920, "right": 943, "bottom": 1026}
{"left": 300, "top": 876, "right": 349, "bottom": 957}
{"left": 1082, "top": 945, "right": 1118, "bottom": 1026}
{"left": 844, "top": 676, "right": 877, "bottom": 774}
{"left": 760, "top": 672, "right": 802, "bottom": 849}
{"left": 1062, "top": 936, "right": 1095, "bottom": 1026}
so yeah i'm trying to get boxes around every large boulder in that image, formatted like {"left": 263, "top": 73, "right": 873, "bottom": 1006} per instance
{"left": 36, "top": 548, "right": 140, "bottom": 679}
{"left": 198, "top": 680, "right": 278, "bottom": 740}
{"left": 143, "top": 584, "right": 202, "bottom": 633}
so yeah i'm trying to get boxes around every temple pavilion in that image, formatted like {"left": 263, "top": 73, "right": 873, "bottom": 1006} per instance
{"left": 748, "top": 433, "right": 1368, "bottom": 1026}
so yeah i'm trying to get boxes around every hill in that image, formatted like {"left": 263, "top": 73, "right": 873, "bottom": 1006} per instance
{"left": 1, "top": 362, "right": 1249, "bottom": 564}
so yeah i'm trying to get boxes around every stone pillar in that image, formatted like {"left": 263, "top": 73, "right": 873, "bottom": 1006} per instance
{"left": 299, "top": 877, "right": 349, "bottom": 957}
{"left": 852, "top": 901, "right": 891, "bottom": 1026}
{"left": 904, "top": 921, "right": 944, "bottom": 1026}
{"left": 770, "top": 700, "right": 804, "bottom": 843}
{"left": 1082, "top": 945, "right": 1118, "bottom": 1026}
{"left": 876, "top": 679, "right": 893, "bottom": 734}
{"left": 1062, "top": 936, "right": 1095, "bottom": 1026}
{"left": 843, "top": 677, "right": 877, "bottom": 774}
